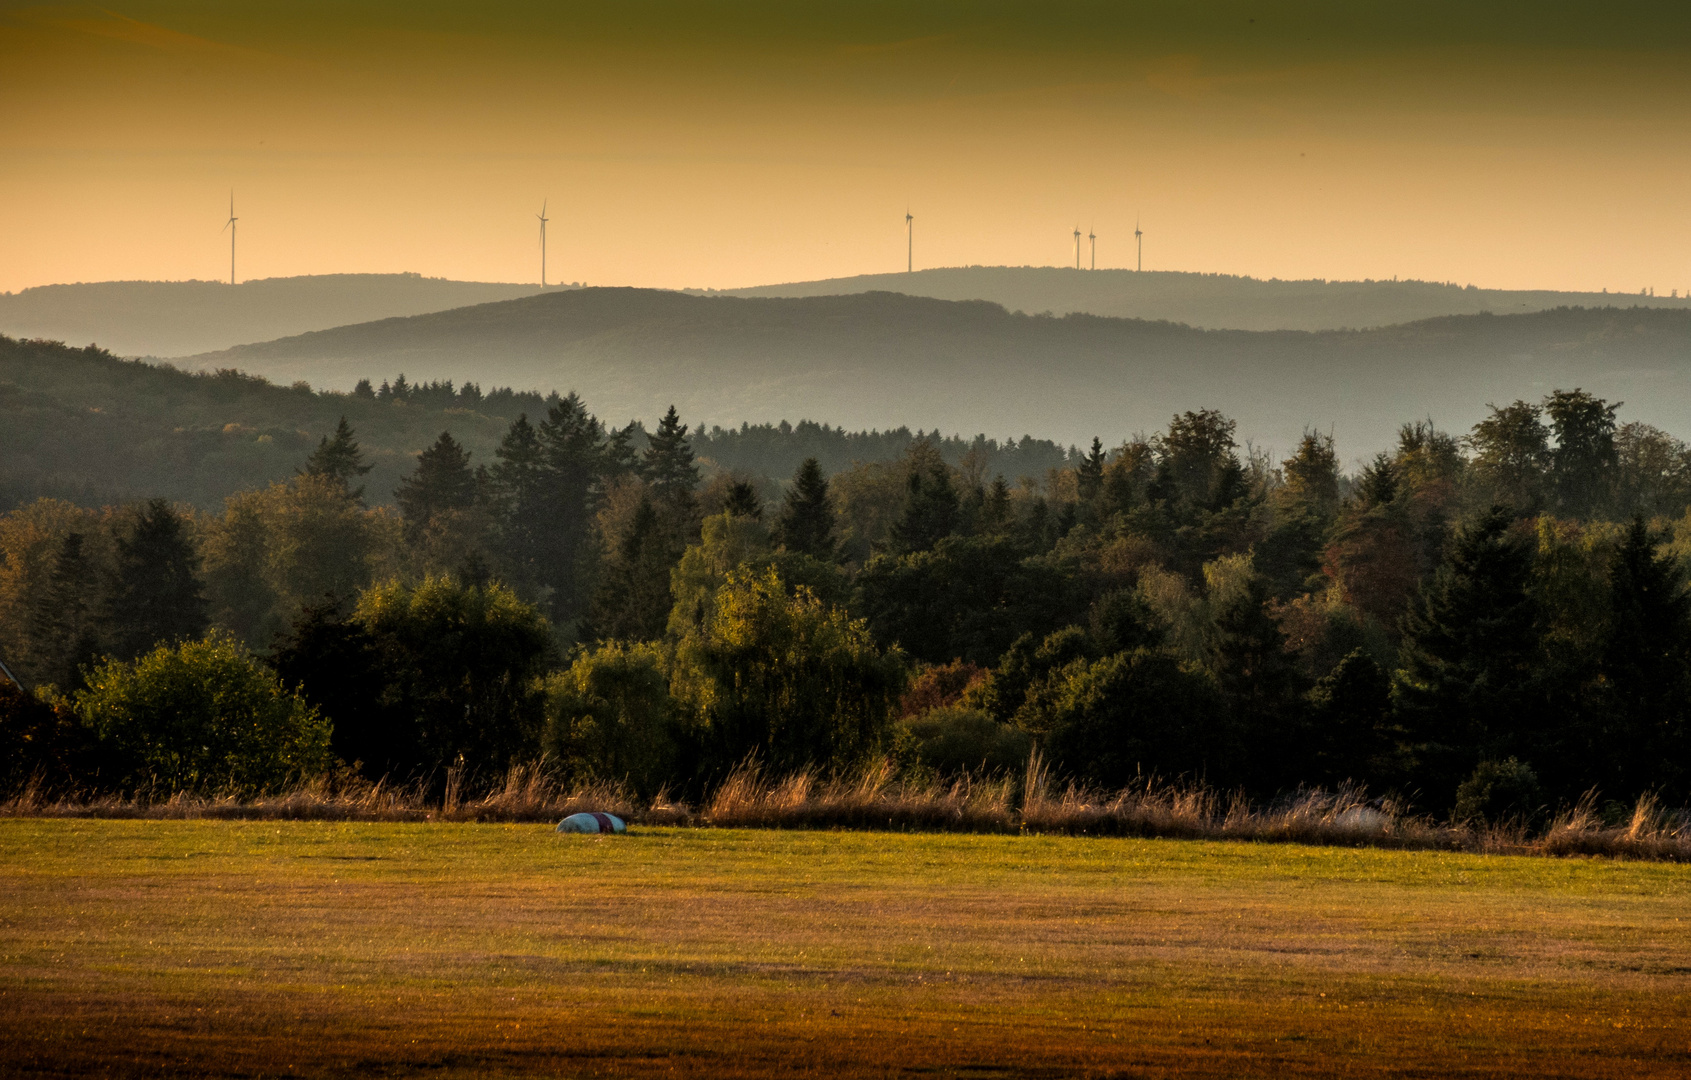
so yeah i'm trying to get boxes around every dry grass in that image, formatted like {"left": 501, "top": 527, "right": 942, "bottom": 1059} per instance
{"left": 3, "top": 820, "right": 1689, "bottom": 1079}
{"left": 6, "top": 755, "right": 1689, "bottom": 862}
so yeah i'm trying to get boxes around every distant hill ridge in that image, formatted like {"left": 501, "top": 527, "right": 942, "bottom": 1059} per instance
{"left": 182, "top": 286, "right": 1691, "bottom": 457}
{"left": 0, "top": 273, "right": 551, "bottom": 358}
{"left": 713, "top": 266, "right": 1691, "bottom": 332}
{"left": 6, "top": 266, "right": 1687, "bottom": 359}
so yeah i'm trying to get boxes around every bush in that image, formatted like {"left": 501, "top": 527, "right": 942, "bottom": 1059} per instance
{"left": 1452, "top": 757, "right": 1545, "bottom": 828}
{"left": 674, "top": 566, "right": 908, "bottom": 777}
{"left": 352, "top": 575, "right": 554, "bottom": 773}
{"left": 73, "top": 634, "right": 333, "bottom": 795}
{"left": 1032, "top": 647, "right": 1232, "bottom": 790}
{"left": 542, "top": 641, "right": 682, "bottom": 797}
{"left": 0, "top": 680, "right": 103, "bottom": 792}
{"left": 899, "top": 705, "right": 1031, "bottom": 777}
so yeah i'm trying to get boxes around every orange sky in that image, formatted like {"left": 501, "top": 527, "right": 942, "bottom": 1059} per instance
{"left": 4, "top": 2, "right": 1691, "bottom": 295}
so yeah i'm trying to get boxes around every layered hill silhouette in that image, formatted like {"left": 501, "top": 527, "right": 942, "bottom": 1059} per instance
{"left": 8, "top": 267, "right": 1687, "bottom": 360}
{"left": 185, "top": 287, "right": 1691, "bottom": 458}
{"left": 0, "top": 274, "right": 549, "bottom": 357}
{"left": 715, "top": 266, "right": 1691, "bottom": 331}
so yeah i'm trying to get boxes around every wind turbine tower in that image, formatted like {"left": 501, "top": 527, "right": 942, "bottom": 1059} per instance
{"left": 906, "top": 209, "right": 914, "bottom": 273}
{"left": 1089, "top": 226, "right": 1096, "bottom": 271}
{"left": 537, "top": 200, "right": 550, "bottom": 287}
{"left": 1073, "top": 226, "right": 1081, "bottom": 269}
{"left": 221, "top": 192, "right": 238, "bottom": 285}
{"left": 1134, "top": 216, "right": 1143, "bottom": 272}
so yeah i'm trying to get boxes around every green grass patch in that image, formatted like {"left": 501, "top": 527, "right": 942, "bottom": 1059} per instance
{"left": 3, "top": 820, "right": 1689, "bottom": 1078}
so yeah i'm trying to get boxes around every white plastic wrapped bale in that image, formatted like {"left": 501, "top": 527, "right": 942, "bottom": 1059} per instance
{"left": 556, "top": 812, "right": 627, "bottom": 834}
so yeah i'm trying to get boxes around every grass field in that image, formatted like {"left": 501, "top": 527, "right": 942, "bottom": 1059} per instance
{"left": 2, "top": 821, "right": 1689, "bottom": 1078}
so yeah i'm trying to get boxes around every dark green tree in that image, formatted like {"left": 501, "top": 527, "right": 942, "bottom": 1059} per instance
{"left": 1394, "top": 507, "right": 1539, "bottom": 801}
{"left": 723, "top": 480, "right": 763, "bottom": 520}
{"left": 643, "top": 405, "right": 700, "bottom": 514}
{"left": 1545, "top": 388, "right": 1618, "bottom": 519}
{"left": 1076, "top": 437, "right": 1106, "bottom": 504}
{"left": 395, "top": 432, "right": 477, "bottom": 545}
{"left": 489, "top": 414, "right": 548, "bottom": 591}
{"left": 981, "top": 475, "right": 1013, "bottom": 534}
{"left": 1597, "top": 516, "right": 1691, "bottom": 800}
{"left": 25, "top": 532, "right": 102, "bottom": 690}
{"left": 1209, "top": 572, "right": 1307, "bottom": 790}
{"left": 1468, "top": 401, "right": 1548, "bottom": 514}
{"left": 1306, "top": 649, "right": 1399, "bottom": 788}
{"left": 103, "top": 500, "right": 208, "bottom": 662}
{"left": 889, "top": 452, "right": 959, "bottom": 555}
{"left": 536, "top": 392, "right": 608, "bottom": 623}
{"left": 302, "top": 417, "right": 373, "bottom": 500}
{"left": 587, "top": 496, "right": 676, "bottom": 642}
{"left": 774, "top": 458, "right": 836, "bottom": 558}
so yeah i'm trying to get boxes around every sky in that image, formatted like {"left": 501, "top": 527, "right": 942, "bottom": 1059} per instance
{"left": 4, "top": 1, "right": 1691, "bottom": 295}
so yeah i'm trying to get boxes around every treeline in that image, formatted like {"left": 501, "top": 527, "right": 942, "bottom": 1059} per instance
{"left": 0, "top": 335, "right": 1069, "bottom": 512}
{"left": 6, "top": 384, "right": 1691, "bottom": 822}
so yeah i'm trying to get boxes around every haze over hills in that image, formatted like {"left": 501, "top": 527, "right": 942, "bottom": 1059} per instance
{"left": 8, "top": 267, "right": 1689, "bottom": 360}
{"left": 183, "top": 287, "right": 1691, "bottom": 460}
{"left": 715, "top": 267, "right": 1691, "bottom": 332}
{"left": 0, "top": 274, "right": 552, "bottom": 357}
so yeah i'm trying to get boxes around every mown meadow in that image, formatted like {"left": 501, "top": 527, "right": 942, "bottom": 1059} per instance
{"left": 3, "top": 819, "right": 1688, "bottom": 1078}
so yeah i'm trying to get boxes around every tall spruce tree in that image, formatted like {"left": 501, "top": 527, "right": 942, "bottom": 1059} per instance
{"left": 489, "top": 414, "right": 548, "bottom": 591}
{"left": 302, "top": 417, "right": 373, "bottom": 500}
{"left": 587, "top": 496, "right": 674, "bottom": 642}
{"left": 1599, "top": 516, "right": 1691, "bottom": 799}
{"left": 775, "top": 458, "right": 836, "bottom": 558}
{"left": 643, "top": 406, "right": 700, "bottom": 515}
{"left": 104, "top": 499, "right": 209, "bottom": 662}
{"left": 1076, "top": 437, "right": 1106, "bottom": 503}
{"left": 723, "top": 480, "right": 763, "bottom": 520}
{"left": 536, "top": 392, "right": 607, "bottom": 623}
{"left": 1394, "top": 507, "right": 1539, "bottom": 800}
{"left": 395, "top": 432, "right": 477, "bottom": 545}
{"left": 25, "top": 532, "right": 102, "bottom": 689}
{"left": 889, "top": 453, "right": 959, "bottom": 555}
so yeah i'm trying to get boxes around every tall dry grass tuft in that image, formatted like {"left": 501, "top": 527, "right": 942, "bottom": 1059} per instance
{"left": 4, "top": 755, "right": 1688, "bottom": 862}
{"left": 703, "top": 759, "right": 1016, "bottom": 832}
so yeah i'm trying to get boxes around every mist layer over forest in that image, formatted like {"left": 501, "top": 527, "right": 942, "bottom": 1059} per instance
{"left": 179, "top": 287, "right": 1691, "bottom": 457}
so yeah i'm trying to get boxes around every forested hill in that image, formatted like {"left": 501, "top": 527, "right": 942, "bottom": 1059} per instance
{"left": 187, "top": 287, "right": 1691, "bottom": 457}
{"left": 0, "top": 335, "right": 1070, "bottom": 511}
{"left": 714, "top": 266, "right": 1691, "bottom": 331}
{"left": 0, "top": 274, "right": 548, "bottom": 358}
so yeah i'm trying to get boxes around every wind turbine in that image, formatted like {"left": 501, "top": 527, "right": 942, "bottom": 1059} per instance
{"left": 1134, "top": 216, "right": 1143, "bottom": 272}
{"left": 221, "top": 192, "right": 238, "bottom": 285}
{"left": 1089, "top": 226, "right": 1096, "bottom": 270}
{"left": 906, "top": 209, "right": 914, "bottom": 273}
{"left": 537, "top": 200, "right": 550, "bottom": 287}
{"left": 1073, "top": 226, "right": 1082, "bottom": 269}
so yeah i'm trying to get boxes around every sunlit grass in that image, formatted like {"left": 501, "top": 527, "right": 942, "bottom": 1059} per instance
{"left": 3, "top": 820, "right": 1689, "bottom": 1077}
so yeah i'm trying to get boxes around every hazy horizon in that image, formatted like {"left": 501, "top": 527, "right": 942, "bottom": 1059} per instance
{"left": 5, "top": 3, "right": 1691, "bottom": 296}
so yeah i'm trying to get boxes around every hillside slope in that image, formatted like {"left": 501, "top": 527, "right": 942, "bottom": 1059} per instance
{"left": 187, "top": 288, "right": 1691, "bottom": 459}
{"left": 0, "top": 274, "right": 549, "bottom": 357}
{"left": 717, "top": 266, "right": 1691, "bottom": 332}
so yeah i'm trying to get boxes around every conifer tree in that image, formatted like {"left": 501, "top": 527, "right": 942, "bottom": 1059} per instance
{"left": 1395, "top": 506, "right": 1538, "bottom": 798}
{"left": 643, "top": 406, "right": 700, "bottom": 514}
{"left": 1599, "top": 515, "right": 1691, "bottom": 798}
{"left": 25, "top": 532, "right": 102, "bottom": 689}
{"left": 536, "top": 392, "right": 607, "bottom": 622}
{"left": 1076, "top": 437, "right": 1106, "bottom": 503}
{"left": 981, "top": 475, "right": 1013, "bottom": 535}
{"left": 489, "top": 414, "right": 548, "bottom": 589}
{"left": 395, "top": 432, "right": 477, "bottom": 544}
{"left": 889, "top": 452, "right": 959, "bottom": 555}
{"left": 775, "top": 458, "right": 836, "bottom": 558}
{"left": 103, "top": 499, "right": 208, "bottom": 662}
{"left": 302, "top": 417, "right": 373, "bottom": 500}
{"left": 723, "top": 480, "right": 763, "bottom": 520}
{"left": 587, "top": 496, "right": 674, "bottom": 642}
